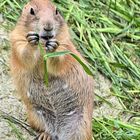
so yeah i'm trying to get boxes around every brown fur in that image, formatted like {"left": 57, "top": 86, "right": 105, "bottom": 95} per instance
{"left": 10, "top": 0, "right": 93, "bottom": 140}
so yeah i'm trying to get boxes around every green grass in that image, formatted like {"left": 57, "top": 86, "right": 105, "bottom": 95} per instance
{"left": 1, "top": 0, "right": 140, "bottom": 139}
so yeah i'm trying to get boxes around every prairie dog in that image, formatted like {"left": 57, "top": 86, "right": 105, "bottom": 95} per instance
{"left": 10, "top": 0, "right": 93, "bottom": 140}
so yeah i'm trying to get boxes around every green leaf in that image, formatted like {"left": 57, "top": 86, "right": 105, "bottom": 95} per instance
{"left": 44, "top": 51, "right": 71, "bottom": 59}
{"left": 44, "top": 50, "right": 93, "bottom": 76}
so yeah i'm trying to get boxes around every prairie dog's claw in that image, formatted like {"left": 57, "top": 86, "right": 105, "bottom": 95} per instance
{"left": 34, "top": 132, "right": 51, "bottom": 140}
{"left": 26, "top": 31, "right": 39, "bottom": 45}
{"left": 45, "top": 39, "right": 59, "bottom": 52}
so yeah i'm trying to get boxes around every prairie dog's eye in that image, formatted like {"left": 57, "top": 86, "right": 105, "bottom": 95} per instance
{"left": 30, "top": 8, "right": 35, "bottom": 15}
{"left": 55, "top": 8, "right": 59, "bottom": 15}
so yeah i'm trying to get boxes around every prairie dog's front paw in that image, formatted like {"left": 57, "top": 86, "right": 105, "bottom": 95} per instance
{"left": 26, "top": 31, "right": 39, "bottom": 46}
{"left": 45, "top": 39, "right": 59, "bottom": 52}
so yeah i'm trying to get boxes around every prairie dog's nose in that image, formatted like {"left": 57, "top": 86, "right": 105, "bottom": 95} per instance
{"left": 44, "top": 22, "right": 53, "bottom": 31}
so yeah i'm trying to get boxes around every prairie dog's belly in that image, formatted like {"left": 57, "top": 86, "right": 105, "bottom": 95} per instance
{"left": 27, "top": 76, "right": 82, "bottom": 132}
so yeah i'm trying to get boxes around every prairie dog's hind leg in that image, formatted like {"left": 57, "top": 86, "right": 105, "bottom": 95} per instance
{"left": 27, "top": 110, "right": 51, "bottom": 140}
{"left": 27, "top": 109, "right": 45, "bottom": 132}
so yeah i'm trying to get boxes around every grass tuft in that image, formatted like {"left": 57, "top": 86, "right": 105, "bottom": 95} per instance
{"left": 1, "top": 0, "right": 140, "bottom": 139}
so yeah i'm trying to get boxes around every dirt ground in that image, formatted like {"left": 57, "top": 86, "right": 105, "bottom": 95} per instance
{"left": 0, "top": 20, "right": 122, "bottom": 140}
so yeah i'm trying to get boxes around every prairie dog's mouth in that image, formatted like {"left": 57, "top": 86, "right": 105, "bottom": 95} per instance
{"left": 40, "top": 35, "right": 54, "bottom": 40}
{"left": 39, "top": 31, "right": 55, "bottom": 40}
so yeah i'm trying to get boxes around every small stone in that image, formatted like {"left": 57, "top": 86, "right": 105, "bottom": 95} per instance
{"left": 0, "top": 14, "right": 4, "bottom": 23}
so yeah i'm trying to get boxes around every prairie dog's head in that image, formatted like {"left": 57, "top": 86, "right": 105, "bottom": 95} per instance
{"left": 20, "top": 0, "right": 65, "bottom": 39}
